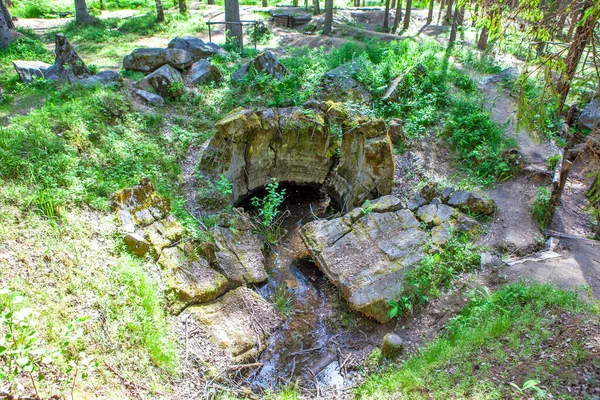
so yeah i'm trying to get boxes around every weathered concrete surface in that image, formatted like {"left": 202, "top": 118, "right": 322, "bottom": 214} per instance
{"left": 301, "top": 203, "right": 428, "bottom": 323}
{"left": 186, "top": 287, "right": 283, "bottom": 362}
{"left": 196, "top": 104, "right": 395, "bottom": 211}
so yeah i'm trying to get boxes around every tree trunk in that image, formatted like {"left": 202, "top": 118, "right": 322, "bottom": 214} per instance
{"left": 0, "top": 0, "right": 12, "bottom": 49}
{"left": 74, "top": 0, "right": 93, "bottom": 24}
{"left": 402, "top": 0, "right": 411, "bottom": 29}
{"left": 323, "top": 0, "right": 333, "bottom": 34}
{"left": 179, "top": 0, "right": 187, "bottom": 13}
{"left": 155, "top": 0, "right": 165, "bottom": 22}
{"left": 438, "top": 0, "right": 445, "bottom": 23}
{"left": 263, "top": 0, "right": 267, "bottom": 7}
{"left": 99, "top": 0, "right": 104, "bottom": 10}
{"left": 477, "top": 26, "right": 488, "bottom": 50}
{"left": 313, "top": 0, "right": 320, "bottom": 14}
{"left": 208, "top": 0, "right": 214, "bottom": 4}
{"left": 557, "top": 0, "right": 599, "bottom": 109}
{"left": 391, "top": 0, "right": 395, "bottom": 10}
{"left": 1, "top": 0, "right": 14, "bottom": 30}
{"left": 383, "top": 0, "right": 391, "bottom": 29}
{"left": 426, "top": 0, "right": 434, "bottom": 24}
{"left": 565, "top": 6, "right": 581, "bottom": 42}
{"left": 449, "top": 2, "right": 460, "bottom": 44}
{"left": 443, "top": 0, "right": 453, "bottom": 24}
{"left": 225, "top": 0, "right": 242, "bottom": 45}
{"left": 392, "top": 0, "right": 402, "bottom": 31}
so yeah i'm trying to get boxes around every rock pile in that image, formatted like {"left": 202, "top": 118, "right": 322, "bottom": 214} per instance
{"left": 111, "top": 179, "right": 281, "bottom": 362}
{"left": 13, "top": 34, "right": 121, "bottom": 86}
{"left": 123, "top": 36, "right": 225, "bottom": 105}
{"left": 300, "top": 188, "right": 494, "bottom": 323}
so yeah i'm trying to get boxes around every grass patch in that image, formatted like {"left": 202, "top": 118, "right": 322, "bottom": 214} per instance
{"left": 357, "top": 282, "right": 598, "bottom": 399}
{"left": 532, "top": 186, "right": 553, "bottom": 229}
{"left": 388, "top": 233, "right": 481, "bottom": 318}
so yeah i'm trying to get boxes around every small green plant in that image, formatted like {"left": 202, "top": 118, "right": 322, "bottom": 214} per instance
{"left": 273, "top": 286, "right": 295, "bottom": 317}
{"left": 532, "top": 186, "right": 552, "bottom": 228}
{"left": 546, "top": 154, "right": 561, "bottom": 171}
{"left": 251, "top": 178, "right": 286, "bottom": 244}
{"left": 509, "top": 379, "right": 547, "bottom": 398}
{"left": 0, "top": 289, "right": 95, "bottom": 399}
{"left": 167, "top": 80, "right": 185, "bottom": 97}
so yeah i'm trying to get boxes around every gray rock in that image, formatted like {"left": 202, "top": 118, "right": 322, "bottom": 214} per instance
{"left": 187, "top": 59, "right": 223, "bottom": 85}
{"left": 407, "top": 194, "right": 427, "bottom": 211}
{"left": 122, "top": 48, "right": 193, "bottom": 73}
{"left": 447, "top": 190, "right": 495, "bottom": 216}
{"left": 369, "top": 195, "right": 403, "bottom": 213}
{"left": 186, "top": 287, "right": 283, "bottom": 362}
{"left": 158, "top": 246, "right": 229, "bottom": 313}
{"left": 232, "top": 51, "right": 288, "bottom": 81}
{"left": 301, "top": 207, "right": 428, "bottom": 323}
{"left": 455, "top": 213, "right": 481, "bottom": 234}
{"left": 211, "top": 214, "right": 268, "bottom": 285}
{"left": 441, "top": 186, "right": 455, "bottom": 202}
{"left": 381, "top": 333, "right": 404, "bottom": 358}
{"left": 420, "top": 183, "right": 440, "bottom": 202}
{"left": 577, "top": 98, "right": 600, "bottom": 131}
{"left": 168, "top": 36, "right": 227, "bottom": 60}
{"left": 382, "top": 75, "right": 403, "bottom": 102}
{"left": 139, "top": 64, "right": 185, "bottom": 98}
{"left": 78, "top": 70, "right": 122, "bottom": 87}
{"left": 45, "top": 33, "right": 91, "bottom": 82}
{"left": 135, "top": 89, "right": 165, "bottom": 107}
{"left": 123, "top": 233, "right": 150, "bottom": 257}
{"left": 417, "top": 204, "right": 455, "bottom": 226}
{"left": 12, "top": 60, "right": 51, "bottom": 83}
{"left": 480, "top": 252, "right": 503, "bottom": 268}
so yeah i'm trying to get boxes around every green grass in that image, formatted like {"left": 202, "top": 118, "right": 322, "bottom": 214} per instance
{"left": 0, "top": 84, "right": 178, "bottom": 212}
{"left": 357, "top": 282, "right": 598, "bottom": 399}
{"left": 388, "top": 232, "right": 481, "bottom": 318}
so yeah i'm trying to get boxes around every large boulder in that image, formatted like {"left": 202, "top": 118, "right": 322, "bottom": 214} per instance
{"left": 187, "top": 59, "right": 223, "bottom": 85}
{"left": 122, "top": 48, "right": 193, "bottom": 73}
{"left": 12, "top": 60, "right": 51, "bottom": 83}
{"left": 210, "top": 213, "right": 268, "bottom": 285}
{"left": 301, "top": 203, "right": 428, "bottom": 323}
{"left": 45, "top": 33, "right": 91, "bottom": 82}
{"left": 168, "top": 36, "right": 227, "bottom": 60}
{"left": 158, "top": 246, "right": 229, "bottom": 313}
{"left": 231, "top": 51, "right": 288, "bottom": 81}
{"left": 196, "top": 104, "right": 395, "bottom": 211}
{"left": 578, "top": 98, "right": 600, "bottom": 131}
{"left": 447, "top": 190, "right": 496, "bottom": 216}
{"left": 186, "top": 287, "right": 283, "bottom": 362}
{"left": 139, "top": 64, "right": 185, "bottom": 98}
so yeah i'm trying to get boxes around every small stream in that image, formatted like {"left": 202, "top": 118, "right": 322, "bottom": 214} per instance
{"left": 240, "top": 186, "right": 390, "bottom": 391}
